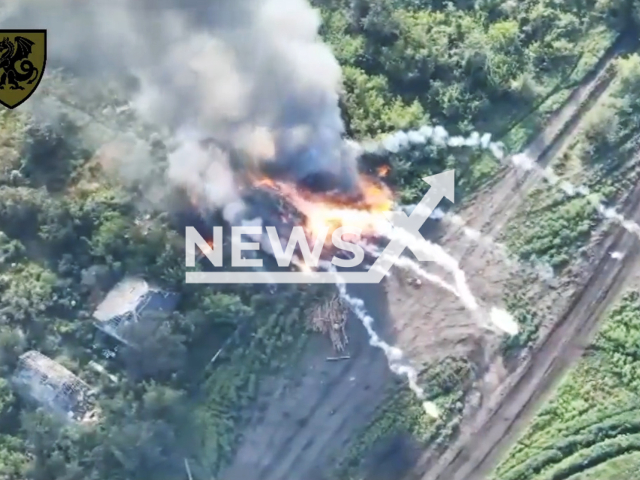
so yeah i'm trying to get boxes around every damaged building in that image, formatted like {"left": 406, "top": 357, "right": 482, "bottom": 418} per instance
{"left": 12, "top": 351, "right": 100, "bottom": 424}
{"left": 93, "top": 277, "right": 180, "bottom": 345}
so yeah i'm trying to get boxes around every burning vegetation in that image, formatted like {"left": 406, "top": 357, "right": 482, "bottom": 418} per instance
{"left": 377, "top": 164, "right": 390, "bottom": 177}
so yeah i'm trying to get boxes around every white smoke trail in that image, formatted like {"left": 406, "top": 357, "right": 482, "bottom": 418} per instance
{"left": 393, "top": 256, "right": 459, "bottom": 297}
{"left": 322, "top": 262, "right": 440, "bottom": 419}
{"left": 370, "top": 221, "right": 519, "bottom": 336}
{"left": 383, "top": 121, "right": 640, "bottom": 248}
{"left": 509, "top": 152, "right": 640, "bottom": 238}
{"left": 335, "top": 203, "right": 520, "bottom": 335}
{"left": 445, "top": 212, "right": 555, "bottom": 282}
{"left": 397, "top": 204, "right": 446, "bottom": 219}
{"left": 364, "top": 125, "right": 505, "bottom": 160}
{"left": 415, "top": 203, "right": 555, "bottom": 281}
{"left": 363, "top": 242, "right": 459, "bottom": 295}
{"left": 393, "top": 256, "right": 516, "bottom": 335}
{"left": 364, "top": 242, "right": 519, "bottom": 336}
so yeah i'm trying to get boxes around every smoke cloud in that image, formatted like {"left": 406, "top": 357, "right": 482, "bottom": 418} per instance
{"left": 0, "top": 0, "right": 354, "bottom": 208}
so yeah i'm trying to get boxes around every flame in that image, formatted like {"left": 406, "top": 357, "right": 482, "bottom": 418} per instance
{"left": 254, "top": 177, "right": 276, "bottom": 189}
{"left": 377, "top": 164, "right": 390, "bottom": 177}
{"left": 251, "top": 174, "right": 394, "bottom": 247}
{"left": 196, "top": 238, "right": 216, "bottom": 261}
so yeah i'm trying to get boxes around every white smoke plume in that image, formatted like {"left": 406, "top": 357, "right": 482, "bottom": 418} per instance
{"left": 370, "top": 231, "right": 519, "bottom": 336}
{"left": 380, "top": 121, "right": 640, "bottom": 240}
{"left": 347, "top": 212, "right": 520, "bottom": 335}
{"left": 324, "top": 263, "right": 440, "bottom": 419}
{"left": 1, "top": 0, "right": 354, "bottom": 208}
{"left": 384, "top": 120, "right": 640, "bottom": 275}
{"left": 365, "top": 124, "right": 506, "bottom": 160}
{"left": 510, "top": 153, "right": 640, "bottom": 238}
{"left": 445, "top": 213, "right": 556, "bottom": 282}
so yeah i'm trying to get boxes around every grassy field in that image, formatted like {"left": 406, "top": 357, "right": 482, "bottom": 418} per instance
{"left": 492, "top": 290, "right": 640, "bottom": 480}
{"left": 334, "top": 357, "right": 472, "bottom": 479}
{"left": 504, "top": 54, "right": 640, "bottom": 270}
{"left": 0, "top": 2, "right": 636, "bottom": 479}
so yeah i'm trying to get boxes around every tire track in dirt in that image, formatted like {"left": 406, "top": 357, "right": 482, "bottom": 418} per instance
{"left": 471, "top": 36, "right": 622, "bottom": 238}
{"left": 380, "top": 34, "right": 625, "bottom": 383}
{"left": 453, "top": 34, "right": 626, "bottom": 234}
{"left": 220, "top": 282, "right": 398, "bottom": 480}
{"left": 390, "top": 37, "right": 620, "bottom": 368}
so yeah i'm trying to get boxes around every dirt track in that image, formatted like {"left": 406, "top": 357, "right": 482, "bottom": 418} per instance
{"left": 219, "top": 36, "right": 637, "bottom": 480}
{"left": 219, "top": 280, "right": 404, "bottom": 480}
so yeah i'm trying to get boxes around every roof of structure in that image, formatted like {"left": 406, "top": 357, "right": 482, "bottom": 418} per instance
{"left": 94, "top": 277, "right": 153, "bottom": 322}
{"left": 12, "top": 351, "right": 99, "bottom": 424}
{"left": 92, "top": 277, "right": 179, "bottom": 344}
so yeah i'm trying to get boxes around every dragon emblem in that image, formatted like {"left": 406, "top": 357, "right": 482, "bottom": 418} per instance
{"left": 0, "top": 36, "right": 40, "bottom": 90}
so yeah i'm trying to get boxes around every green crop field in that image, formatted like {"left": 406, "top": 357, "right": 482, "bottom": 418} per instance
{"left": 493, "top": 291, "right": 640, "bottom": 480}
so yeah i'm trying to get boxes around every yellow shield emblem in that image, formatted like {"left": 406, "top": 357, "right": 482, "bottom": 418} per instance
{"left": 0, "top": 30, "right": 46, "bottom": 110}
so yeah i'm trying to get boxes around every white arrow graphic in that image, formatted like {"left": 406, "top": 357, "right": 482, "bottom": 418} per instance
{"left": 364, "top": 170, "right": 454, "bottom": 282}
{"left": 185, "top": 170, "right": 455, "bottom": 283}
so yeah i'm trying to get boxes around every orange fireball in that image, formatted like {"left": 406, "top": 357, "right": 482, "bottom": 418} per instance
{"left": 250, "top": 173, "right": 394, "bottom": 247}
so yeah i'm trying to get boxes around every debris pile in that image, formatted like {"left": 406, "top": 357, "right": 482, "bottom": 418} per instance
{"left": 309, "top": 295, "right": 349, "bottom": 352}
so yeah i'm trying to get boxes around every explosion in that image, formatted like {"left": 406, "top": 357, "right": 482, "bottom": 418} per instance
{"left": 196, "top": 239, "right": 216, "bottom": 260}
{"left": 247, "top": 171, "right": 394, "bottom": 253}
